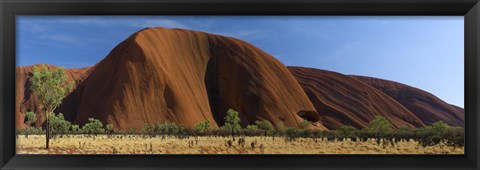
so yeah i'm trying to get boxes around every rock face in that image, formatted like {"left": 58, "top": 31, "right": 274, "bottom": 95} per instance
{"left": 16, "top": 27, "right": 463, "bottom": 131}
{"left": 15, "top": 65, "right": 90, "bottom": 128}
{"left": 352, "top": 76, "right": 465, "bottom": 127}
{"left": 43, "top": 27, "right": 325, "bottom": 130}
{"left": 288, "top": 66, "right": 426, "bottom": 129}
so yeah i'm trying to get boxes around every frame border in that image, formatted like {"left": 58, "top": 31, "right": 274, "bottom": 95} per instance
{"left": 1, "top": 0, "right": 479, "bottom": 169}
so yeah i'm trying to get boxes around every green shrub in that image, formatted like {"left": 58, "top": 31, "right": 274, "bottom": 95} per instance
{"left": 48, "top": 113, "right": 71, "bottom": 134}
{"left": 71, "top": 125, "right": 82, "bottom": 134}
{"left": 82, "top": 118, "right": 105, "bottom": 134}
{"left": 141, "top": 124, "right": 155, "bottom": 134}
{"left": 255, "top": 120, "right": 275, "bottom": 136}
{"left": 24, "top": 111, "right": 37, "bottom": 126}
{"left": 244, "top": 125, "right": 262, "bottom": 136}
{"left": 312, "top": 129, "right": 323, "bottom": 138}
{"left": 425, "top": 121, "right": 449, "bottom": 136}
{"left": 338, "top": 125, "right": 357, "bottom": 139}
{"left": 17, "top": 127, "right": 44, "bottom": 135}
{"left": 302, "top": 129, "right": 312, "bottom": 138}
{"left": 285, "top": 127, "right": 302, "bottom": 140}
{"left": 246, "top": 124, "right": 258, "bottom": 131}
{"left": 365, "top": 116, "right": 392, "bottom": 136}
{"left": 155, "top": 122, "right": 185, "bottom": 135}
{"left": 224, "top": 109, "right": 241, "bottom": 136}
{"left": 194, "top": 120, "right": 211, "bottom": 135}
{"left": 106, "top": 124, "right": 114, "bottom": 134}
{"left": 299, "top": 120, "right": 312, "bottom": 129}
{"left": 275, "top": 121, "right": 287, "bottom": 136}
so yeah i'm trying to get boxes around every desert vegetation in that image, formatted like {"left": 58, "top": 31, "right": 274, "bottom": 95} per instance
{"left": 16, "top": 65, "right": 464, "bottom": 154}
{"left": 17, "top": 108, "right": 464, "bottom": 154}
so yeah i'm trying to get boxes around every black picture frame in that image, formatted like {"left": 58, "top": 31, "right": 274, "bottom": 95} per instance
{"left": 1, "top": 0, "right": 479, "bottom": 169}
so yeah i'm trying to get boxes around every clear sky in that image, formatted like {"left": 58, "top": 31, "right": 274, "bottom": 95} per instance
{"left": 17, "top": 16, "right": 464, "bottom": 108}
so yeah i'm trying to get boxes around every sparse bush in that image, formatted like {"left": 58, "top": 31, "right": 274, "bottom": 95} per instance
{"left": 17, "top": 127, "right": 44, "bottom": 135}
{"left": 299, "top": 120, "right": 312, "bottom": 129}
{"left": 194, "top": 120, "right": 211, "bottom": 135}
{"left": 82, "top": 118, "right": 105, "bottom": 134}
{"left": 425, "top": 121, "right": 449, "bottom": 136}
{"left": 255, "top": 120, "right": 275, "bottom": 136}
{"left": 154, "top": 122, "right": 185, "bottom": 136}
{"left": 312, "top": 129, "right": 323, "bottom": 138}
{"left": 106, "top": 124, "right": 114, "bottom": 134}
{"left": 141, "top": 124, "right": 155, "bottom": 134}
{"left": 24, "top": 111, "right": 37, "bottom": 126}
{"left": 244, "top": 125, "right": 262, "bottom": 136}
{"left": 365, "top": 116, "right": 392, "bottom": 136}
{"left": 285, "top": 127, "right": 302, "bottom": 141}
{"left": 246, "top": 124, "right": 258, "bottom": 131}
{"left": 211, "top": 127, "right": 230, "bottom": 137}
{"left": 71, "top": 125, "right": 81, "bottom": 134}
{"left": 49, "top": 113, "right": 71, "bottom": 135}
{"left": 338, "top": 125, "right": 357, "bottom": 139}
{"left": 275, "top": 121, "right": 287, "bottom": 136}
{"left": 302, "top": 129, "right": 312, "bottom": 138}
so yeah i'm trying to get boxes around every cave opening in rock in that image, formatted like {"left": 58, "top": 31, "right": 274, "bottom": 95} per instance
{"left": 297, "top": 110, "right": 320, "bottom": 122}
{"left": 205, "top": 56, "right": 224, "bottom": 125}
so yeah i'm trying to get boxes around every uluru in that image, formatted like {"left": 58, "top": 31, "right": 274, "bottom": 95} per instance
{"left": 16, "top": 27, "right": 326, "bottom": 130}
{"left": 351, "top": 75, "right": 464, "bottom": 127}
{"left": 288, "top": 66, "right": 464, "bottom": 129}
{"left": 15, "top": 27, "right": 464, "bottom": 131}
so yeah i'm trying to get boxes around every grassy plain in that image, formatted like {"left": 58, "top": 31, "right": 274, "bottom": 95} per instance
{"left": 16, "top": 135, "right": 464, "bottom": 154}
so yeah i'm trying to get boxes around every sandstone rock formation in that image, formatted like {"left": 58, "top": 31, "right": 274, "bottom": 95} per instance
{"left": 352, "top": 76, "right": 465, "bottom": 127}
{"left": 15, "top": 27, "right": 463, "bottom": 131}
{"left": 288, "top": 66, "right": 426, "bottom": 129}
{"left": 15, "top": 65, "right": 89, "bottom": 128}
{"left": 19, "top": 27, "right": 325, "bottom": 130}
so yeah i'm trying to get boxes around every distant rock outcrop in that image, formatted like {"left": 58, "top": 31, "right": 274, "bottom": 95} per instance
{"left": 352, "top": 76, "right": 464, "bottom": 127}
{"left": 288, "top": 66, "right": 425, "bottom": 129}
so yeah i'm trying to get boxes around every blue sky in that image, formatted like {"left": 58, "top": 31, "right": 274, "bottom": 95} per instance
{"left": 17, "top": 16, "right": 464, "bottom": 108}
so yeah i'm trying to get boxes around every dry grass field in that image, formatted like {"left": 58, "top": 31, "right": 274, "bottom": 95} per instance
{"left": 16, "top": 135, "right": 464, "bottom": 154}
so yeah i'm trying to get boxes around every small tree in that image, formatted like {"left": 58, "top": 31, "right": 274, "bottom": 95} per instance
{"left": 224, "top": 109, "right": 241, "bottom": 139}
{"left": 366, "top": 116, "right": 392, "bottom": 137}
{"left": 194, "top": 120, "right": 211, "bottom": 135}
{"left": 29, "top": 65, "right": 73, "bottom": 149}
{"left": 24, "top": 111, "right": 37, "bottom": 126}
{"left": 255, "top": 120, "right": 275, "bottom": 136}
